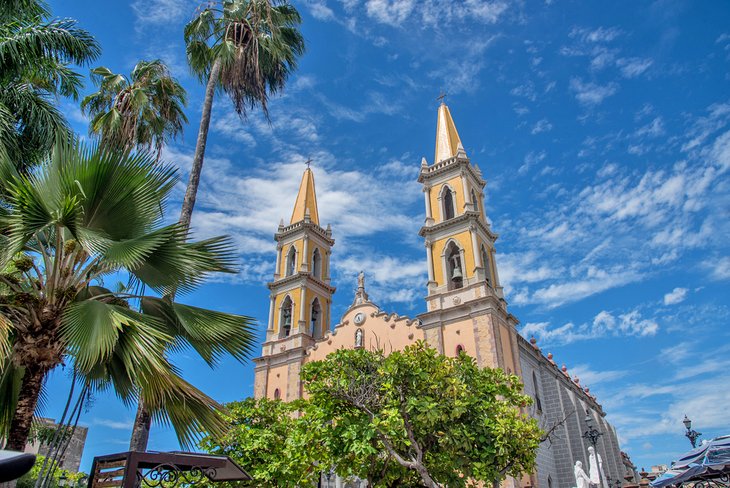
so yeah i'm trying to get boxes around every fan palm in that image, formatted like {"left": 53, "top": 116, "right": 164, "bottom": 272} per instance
{"left": 0, "top": 138, "right": 256, "bottom": 451}
{"left": 180, "top": 0, "right": 305, "bottom": 229}
{"left": 0, "top": 0, "right": 100, "bottom": 170}
{"left": 81, "top": 60, "right": 188, "bottom": 160}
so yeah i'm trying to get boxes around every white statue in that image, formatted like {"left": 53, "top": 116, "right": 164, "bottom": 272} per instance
{"left": 574, "top": 461, "right": 591, "bottom": 488}
{"left": 588, "top": 446, "right": 609, "bottom": 488}
{"left": 355, "top": 328, "right": 363, "bottom": 348}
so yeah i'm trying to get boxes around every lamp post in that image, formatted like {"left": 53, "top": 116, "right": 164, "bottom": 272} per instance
{"left": 682, "top": 415, "right": 702, "bottom": 448}
{"left": 582, "top": 409, "right": 603, "bottom": 448}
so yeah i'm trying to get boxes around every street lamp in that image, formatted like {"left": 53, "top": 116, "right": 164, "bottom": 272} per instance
{"left": 682, "top": 415, "right": 702, "bottom": 448}
{"left": 582, "top": 409, "right": 603, "bottom": 448}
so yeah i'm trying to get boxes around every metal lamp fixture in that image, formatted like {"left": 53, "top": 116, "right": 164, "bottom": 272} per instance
{"left": 682, "top": 414, "right": 702, "bottom": 448}
{"left": 582, "top": 409, "right": 603, "bottom": 448}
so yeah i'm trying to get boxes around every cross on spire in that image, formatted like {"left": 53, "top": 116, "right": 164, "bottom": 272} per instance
{"left": 436, "top": 91, "right": 447, "bottom": 104}
{"left": 304, "top": 157, "right": 313, "bottom": 169}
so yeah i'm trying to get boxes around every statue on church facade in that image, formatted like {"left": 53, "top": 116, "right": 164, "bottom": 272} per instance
{"left": 355, "top": 328, "right": 363, "bottom": 348}
{"left": 588, "top": 446, "right": 609, "bottom": 488}
{"left": 574, "top": 461, "right": 591, "bottom": 488}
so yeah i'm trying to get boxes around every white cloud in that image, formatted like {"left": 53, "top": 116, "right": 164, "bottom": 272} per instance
{"left": 570, "top": 78, "right": 618, "bottom": 106}
{"left": 304, "top": 0, "right": 336, "bottom": 20}
{"left": 518, "top": 150, "right": 546, "bottom": 175}
{"left": 617, "top": 57, "right": 653, "bottom": 78}
{"left": 663, "top": 287, "right": 688, "bottom": 305}
{"left": 703, "top": 256, "right": 730, "bottom": 281}
{"left": 570, "top": 26, "right": 623, "bottom": 43}
{"left": 363, "top": 0, "right": 508, "bottom": 27}
{"left": 520, "top": 308, "right": 658, "bottom": 345}
{"left": 531, "top": 118, "right": 553, "bottom": 135}
{"left": 636, "top": 117, "right": 665, "bottom": 138}
{"left": 568, "top": 364, "right": 629, "bottom": 386}
{"left": 92, "top": 418, "right": 134, "bottom": 430}
{"left": 131, "top": 0, "right": 194, "bottom": 27}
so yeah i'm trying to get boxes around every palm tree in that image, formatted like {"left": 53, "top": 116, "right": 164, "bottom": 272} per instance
{"left": 0, "top": 138, "right": 256, "bottom": 451}
{"left": 180, "top": 0, "right": 305, "bottom": 230}
{"left": 0, "top": 0, "right": 100, "bottom": 171}
{"left": 81, "top": 60, "right": 188, "bottom": 160}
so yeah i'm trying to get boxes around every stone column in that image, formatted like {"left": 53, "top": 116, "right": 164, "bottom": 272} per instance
{"left": 423, "top": 186, "right": 434, "bottom": 225}
{"left": 274, "top": 243, "right": 282, "bottom": 279}
{"left": 461, "top": 171, "right": 471, "bottom": 211}
{"left": 425, "top": 239, "right": 436, "bottom": 290}
{"left": 301, "top": 236, "right": 309, "bottom": 272}
{"left": 325, "top": 249, "right": 332, "bottom": 284}
{"left": 298, "top": 285, "right": 306, "bottom": 332}
{"left": 267, "top": 294, "right": 275, "bottom": 332}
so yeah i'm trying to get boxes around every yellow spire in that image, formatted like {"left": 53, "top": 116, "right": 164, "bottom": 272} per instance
{"left": 434, "top": 102, "right": 464, "bottom": 164}
{"left": 290, "top": 167, "right": 320, "bottom": 225}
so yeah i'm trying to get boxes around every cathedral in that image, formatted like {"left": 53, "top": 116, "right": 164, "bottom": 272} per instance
{"left": 253, "top": 102, "right": 638, "bottom": 488}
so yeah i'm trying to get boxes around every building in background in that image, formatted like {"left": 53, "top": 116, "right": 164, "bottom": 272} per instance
{"left": 24, "top": 418, "right": 87, "bottom": 472}
{"left": 253, "top": 102, "right": 636, "bottom": 487}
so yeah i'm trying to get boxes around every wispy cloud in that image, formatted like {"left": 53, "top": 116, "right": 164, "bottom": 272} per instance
{"left": 663, "top": 287, "right": 688, "bottom": 305}
{"left": 520, "top": 308, "right": 658, "bottom": 345}
{"left": 570, "top": 78, "right": 618, "bottom": 106}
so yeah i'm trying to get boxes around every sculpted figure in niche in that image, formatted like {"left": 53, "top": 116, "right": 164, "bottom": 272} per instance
{"left": 574, "top": 460, "right": 591, "bottom": 488}
{"left": 355, "top": 328, "right": 363, "bottom": 348}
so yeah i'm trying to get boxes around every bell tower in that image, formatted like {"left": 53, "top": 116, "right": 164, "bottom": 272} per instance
{"left": 253, "top": 167, "right": 335, "bottom": 400}
{"left": 417, "top": 101, "right": 520, "bottom": 375}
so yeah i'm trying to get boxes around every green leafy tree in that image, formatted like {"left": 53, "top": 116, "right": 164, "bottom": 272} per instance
{"left": 301, "top": 343, "right": 542, "bottom": 488}
{"left": 200, "top": 397, "right": 327, "bottom": 487}
{"left": 0, "top": 138, "right": 256, "bottom": 451}
{"left": 16, "top": 455, "right": 85, "bottom": 488}
{"left": 81, "top": 60, "right": 188, "bottom": 160}
{"left": 180, "top": 0, "right": 305, "bottom": 230}
{"left": 0, "top": 0, "right": 100, "bottom": 170}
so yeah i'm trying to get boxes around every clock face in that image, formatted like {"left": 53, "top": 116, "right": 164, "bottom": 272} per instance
{"left": 354, "top": 312, "right": 365, "bottom": 325}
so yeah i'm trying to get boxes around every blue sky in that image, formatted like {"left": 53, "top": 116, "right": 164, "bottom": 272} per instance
{"left": 44, "top": 0, "right": 730, "bottom": 474}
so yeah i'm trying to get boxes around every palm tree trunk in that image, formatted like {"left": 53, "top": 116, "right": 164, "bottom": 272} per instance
{"left": 129, "top": 397, "right": 152, "bottom": 452}
{"left": 127, "top": 58, "right": 222, "bottom": 453}
{"left": 178, "top": 58, "right": 222, "bottom": 231}
{"left": 6, "top": 365, "right": 47, "bottom": 451}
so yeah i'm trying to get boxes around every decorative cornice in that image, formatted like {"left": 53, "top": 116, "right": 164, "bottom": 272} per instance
{"left": 267, "top": 272, "right": 336, "bottom": 294}
{"left": 419, "top": 210, "right": 497, "bottom": 240}
{"left": 418, "top": 156, "right": 486, "bottom": 187}
{"left": 275, "top": 220, "right": 335, "bottom": 245}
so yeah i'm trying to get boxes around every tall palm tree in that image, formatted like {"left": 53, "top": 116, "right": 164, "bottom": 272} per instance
{"left": 180, "top": 0, "right": 305, "bottom": 230}
{"left": 0, "top": 138, "right": 256, "bottom": 451}
{"left": 0, "top": 0, "right": 100, "bottom": 171}
{"left": 81, "top": 60, "right": 188, "bottom": 160}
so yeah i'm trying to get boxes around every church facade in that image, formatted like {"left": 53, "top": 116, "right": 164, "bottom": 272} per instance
{"left": 252, "top": 103, "right": 636, "bottom": 488}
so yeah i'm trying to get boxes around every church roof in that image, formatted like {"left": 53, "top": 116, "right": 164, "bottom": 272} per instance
{"left": 290, "top": 167, "right": 320, "bottom": 225}
{"left": 434, "top": 102, "right": 464, "bottom": 164}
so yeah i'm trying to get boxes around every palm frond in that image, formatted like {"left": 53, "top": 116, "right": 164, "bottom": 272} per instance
{"left": 141, "top": 297, "right": 256, "bottom": 367}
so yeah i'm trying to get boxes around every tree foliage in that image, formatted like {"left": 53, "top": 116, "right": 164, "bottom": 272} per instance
{"left": 199, "top": 397, "right": 326, "bottom": 487}
{"left": 0, "top": 138, "right": 256, "bottom": 450}
{"left": 301, "top": 343, "right": 542, "bottom": 488}
{"left": 203, "top": 344, "right": 542, "bottom": 488}
{"left": 0, "top": 0, "right": 100, "bottom": 170}
{"left": 81, "top": 60, "right": 188, "bottom": 158}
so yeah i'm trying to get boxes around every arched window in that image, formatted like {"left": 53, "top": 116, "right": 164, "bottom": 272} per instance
{"left": 441, "top": 186, "right": 455, "bottom": 221}
{"left": 532, "top": 371, "right": 542, "bottom": 413}
{"left": 471, "top": 189, "right": 478, "bottom": 212}
{"left": 279, "top": 296, "right": 293, "bottom": 338}
{"left": 286, "top": 246, "right": 296, "bottom": 277}
{"left": 312, "top": 248, "right": 322, "bottom": 279}
{"left": 274, "top": 388, "right": 281, "bottom": 400}
{"left": 310, "top": 298, "right": 321, "bottom": 339}
{"left": 445, "top": 241, "right": 463, "bottom": 290}
{"left": 481, "top": 245, "right": 492, "bottom": 287}
{"left": 548, "top": 476, "right": 553, "bottom": 488}
{"left": 456, "top": 344, "right": 465, "bottom": 355}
